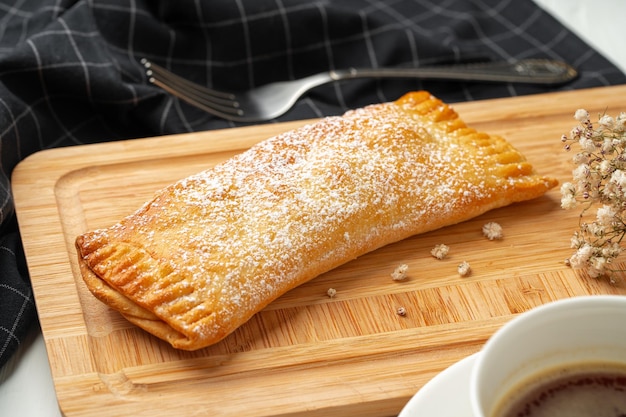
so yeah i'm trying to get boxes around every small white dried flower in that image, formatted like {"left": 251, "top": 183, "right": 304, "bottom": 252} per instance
{"left": 326, "top": 288, "right": 337, "bottom": 298}
{"left": 391, "top": 263, "right": 409, "bottom": 281}
{"left": 610, "top": 169, "right": 626, "bottom": 189}
{"left": 570, "top": 233, "right": 582, "bottom": 249}
{"left": 482, "top": 222, "right": 503, "bottom": 240}
{"left": 568, "top": 244, "right": 593, "bottom": 269}
{"left": 574, "top": 108, "right": 589, "bottom": 122}
{"left": 579, "top": 137, "right": 596, "bottom": 153}
{"left": 601, "top": 241, "right": 621, "bottom": 259}
{"left": 616, "top": 112, "right": 626, "bottom": 130}
{"left": 590, "top": 256, "right": 607, "bottom": 276}
{"left": 599, "top": 114, "right": 615, "bottom": 129}
{"left": 602, "top": 137, "right": 613, "bottom": 153}
{"left": 457, "top": 261, "right": 471, "bottom": 277}
{"left": 396, "top": 306, "right": 407, "bottom": 316}
{"left": 430, "top": 243, "right": 450, "bottom": 260}
{"left": 561, "top": 181, "right": 576, "bottom": 194}
{"left": 599, "top": 159, "right": 612, "bottom": 175}
{"left": 570, "top": 126, "right": 584, "bottom": 141}
{"left": 571, "top": 150, "right": 589, "bottom": 165}
{"left": 572, "top": 163, "right": 590, "bottom": 184}
{"left": 561, "top": 193, "right": 577, "bottom": 210}
{"left": 596, "top": 205, "right": 616, "bottom": 225}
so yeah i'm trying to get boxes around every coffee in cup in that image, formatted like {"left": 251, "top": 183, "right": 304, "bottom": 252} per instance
{"left": 492, "top": 361, "right": 626, "bottom": 417}
{"left": 470, "top": 295, "right": 626, "bottom": 417}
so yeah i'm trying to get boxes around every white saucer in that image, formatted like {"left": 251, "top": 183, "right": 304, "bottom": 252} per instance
{"left": 398, "top": 352, "right": 479, "bottom": 416}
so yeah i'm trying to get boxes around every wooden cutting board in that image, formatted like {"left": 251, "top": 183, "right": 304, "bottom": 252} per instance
{"left": 12, "top": 85, "right": 626, "bottom": 417}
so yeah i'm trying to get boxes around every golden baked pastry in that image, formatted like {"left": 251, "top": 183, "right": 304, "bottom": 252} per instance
{"left": 75, "top": 91, "right": 557, "bottom": 350}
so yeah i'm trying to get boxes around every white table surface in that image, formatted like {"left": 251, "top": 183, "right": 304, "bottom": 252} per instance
{"left": 1, "top": 1, "right": 625, "bottom": 415}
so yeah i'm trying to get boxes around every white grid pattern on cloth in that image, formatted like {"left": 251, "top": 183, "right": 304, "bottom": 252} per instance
{"left": 0, "top": 0, "right": 625, "bottom": 371}
{"left": 275, "top": 0, "right": 296, "bottom": 81}
{"left": 0, "top": 282, "right": 31, "bottom": 360}
{"left": 0, "top": 229, "right": 34, "bottom": 372}
{"left": 317, "top": 2, "right": 347, "bottom": 110}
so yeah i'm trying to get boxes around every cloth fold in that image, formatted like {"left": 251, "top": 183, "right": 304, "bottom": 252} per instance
{"left": 1, "top": 0, "right": 625, "bottom": 370}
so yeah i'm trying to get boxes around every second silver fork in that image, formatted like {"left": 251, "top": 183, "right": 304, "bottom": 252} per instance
{"left": 142, "top": 59, "right": 577, "bottom": 123}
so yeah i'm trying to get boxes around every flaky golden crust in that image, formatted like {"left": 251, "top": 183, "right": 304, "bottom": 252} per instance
{"left": 75, "top": 91, "right": 558, "bottom": 350}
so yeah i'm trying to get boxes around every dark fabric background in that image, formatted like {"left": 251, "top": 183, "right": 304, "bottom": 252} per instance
{"left": 1, "top": 0, "right": 625, "bottom": 370}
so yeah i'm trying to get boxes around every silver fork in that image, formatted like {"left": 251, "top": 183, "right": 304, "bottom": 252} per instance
{"left": 141, "top": 58, "right": 577, "bottom": 123}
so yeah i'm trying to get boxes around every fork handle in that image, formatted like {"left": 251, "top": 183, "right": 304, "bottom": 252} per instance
{"left": 328, "top": 59, "right": 577, "bottom": 85}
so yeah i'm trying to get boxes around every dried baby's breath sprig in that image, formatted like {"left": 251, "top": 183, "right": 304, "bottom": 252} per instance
{"left": 430, "top": 243, "right": 450, "bottom": 260}
{"left": 560, "top": 108, "right": 626, "bottom": 281}
{"left": 326, "top": 288, "right": 337, "bottom": 298}
{"left": 457, "top": 261, "right": 471, "bottom": 277}
{"left": 482, "top": 222, "right": 503, "bottom": 240}
{"left": 391, "top": 263, "right": 409, "bottom": 281}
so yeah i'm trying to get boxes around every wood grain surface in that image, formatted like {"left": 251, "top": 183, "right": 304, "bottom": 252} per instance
{"left": 12, "top": 86, "right": 626, "bottom": 417}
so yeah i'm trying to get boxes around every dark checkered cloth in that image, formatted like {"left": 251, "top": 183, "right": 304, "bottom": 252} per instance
{"left": 1, "top": 0, "right": 624, "bottom": 370}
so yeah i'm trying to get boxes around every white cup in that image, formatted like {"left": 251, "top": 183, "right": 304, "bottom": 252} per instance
{"left": 469, "top": 295, "right": 626, "bottom": 417}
